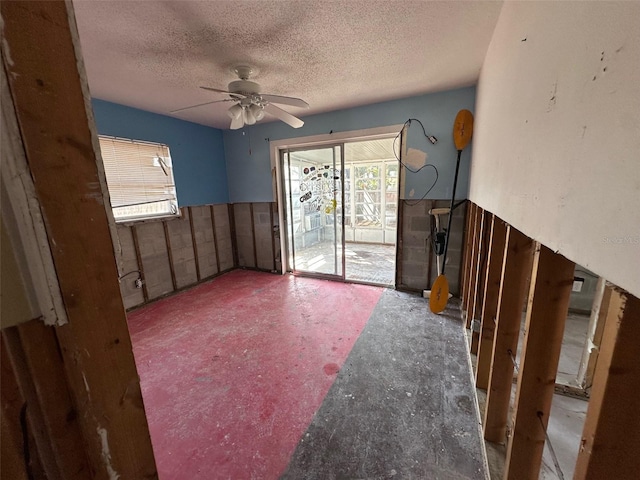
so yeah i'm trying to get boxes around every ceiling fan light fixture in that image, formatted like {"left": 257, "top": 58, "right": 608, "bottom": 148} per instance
{"left": 182, "top": 64, "right": 307, "bottom": 129}
{"left": 227, "top": 104, "right": 242, "bottom": 120}
{"left": 243, "top": 106, "right": 256, "bottom": 125}
{"left": 249, "top": 104, "right": 265, "bottom": 121}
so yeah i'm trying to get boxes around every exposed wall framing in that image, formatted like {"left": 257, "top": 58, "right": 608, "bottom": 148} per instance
{"left": 460, "top": 200, "right": 640, "bottom": 479}
{"left": 574, "top": 285, "right": 640, "bottom": 479}
{"left": 505, "top": 244, "right": 575, "bottom": 479}
{"left": 1, "top": 1, "right": 157, "bottom": 477}
{"left": 475, "top": 214, "right": 507, "bottom": 390}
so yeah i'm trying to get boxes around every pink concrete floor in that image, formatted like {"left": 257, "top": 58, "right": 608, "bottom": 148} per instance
{"left": 127, "top": 270, "right": 383, "bottom": 479}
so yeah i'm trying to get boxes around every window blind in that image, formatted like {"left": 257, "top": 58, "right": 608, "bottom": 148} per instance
{"left": 99, "top": 136, "right": 178, "bottom": 222}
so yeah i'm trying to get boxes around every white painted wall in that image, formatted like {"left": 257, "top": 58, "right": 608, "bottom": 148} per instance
{"left": 470, "top": 1, "right": 640, "bottom": 297}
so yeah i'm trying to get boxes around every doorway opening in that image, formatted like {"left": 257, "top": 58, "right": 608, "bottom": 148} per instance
{"left": 280, "top": 137, "right": 398, "bottom": 286}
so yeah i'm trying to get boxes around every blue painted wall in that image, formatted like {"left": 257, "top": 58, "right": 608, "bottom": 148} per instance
{"left": 223, "top": 87, "right": 476, "bottom": 203}
{"left": 91, "top": 99, "right": 228, "bottom": 205}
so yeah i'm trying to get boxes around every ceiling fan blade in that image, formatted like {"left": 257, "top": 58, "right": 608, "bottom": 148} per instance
{"left": 170, "top": 99, "right": 234, "bottom": 114}
{"left": 200, "top": 86, "right": 244, "bottom": 99}
{"left": 200, "top": 86, "right": 233, "bottom": 94}
{"left": 260, "top": 94, "right": 309, "bottom": 109}
{"left": 264, "top": 104, "right": 304, "bottom": 128}
{"left": 230, "top": 115, "right": 244, "bottom": 130}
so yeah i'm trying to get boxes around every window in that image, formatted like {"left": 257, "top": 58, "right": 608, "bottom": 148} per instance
{"left": 99, "top": 136, "right": 179, "bottom": 222}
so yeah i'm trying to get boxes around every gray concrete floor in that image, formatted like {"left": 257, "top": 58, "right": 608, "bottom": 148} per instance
{"left": 282, "top": 292, "right": 487, "bottom": 479}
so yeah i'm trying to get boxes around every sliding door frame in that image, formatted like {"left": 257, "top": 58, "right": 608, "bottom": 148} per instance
{"left": 281, "top": 144, "right": 345, "bottom": 280}
{"left": 270, "top": 125, "right": 405, "bottom": 276}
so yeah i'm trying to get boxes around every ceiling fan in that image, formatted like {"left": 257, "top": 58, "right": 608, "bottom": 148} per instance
{"left": 171, "top": 65, "right": 309, "bottom": 130}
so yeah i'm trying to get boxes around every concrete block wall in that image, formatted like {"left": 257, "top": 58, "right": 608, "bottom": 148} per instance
{"left": 136, "top": 221, "right": 174, "bottom": 301}
{"left": 399, "top": 199, "right": 465, "bottom": 295}
{"left": 252, "top": 203, "right": 275, "bottom": 271}
{"left": 116, "top": 224, "right": 145, "bottom": 309}
{"left": 166, "top": 208, "right": 198, "bottom": 289}
{"left": 115, "top": 204, "right": 235, "bottom": 309}
{"left": 232, "top": 202, "right": 278, "bottom": 272}
{"left": 114, "top": 199, "right": 467, "bottom": 308}
{"left": 191, "top": 206, "right": 218, "bottom": 279}
{"left": 233, "top": 203, "right": 255, "bottom": 268}
{"left": 213, "top": 204, "right": 234, "bottom": 271}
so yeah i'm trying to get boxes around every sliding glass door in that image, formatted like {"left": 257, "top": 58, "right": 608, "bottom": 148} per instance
{"left": 282, "top": 145, "right": 344, "bottom": 279}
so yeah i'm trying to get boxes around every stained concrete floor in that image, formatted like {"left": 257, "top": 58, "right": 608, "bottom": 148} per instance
{"left": 293, "top": 241, "right": 396, "bottom": 286}
{"left": 282, "top": 291, "right": 486, "bottom": 479}
{"left": 128, "top": 270, "right": 486, "bottom": 479}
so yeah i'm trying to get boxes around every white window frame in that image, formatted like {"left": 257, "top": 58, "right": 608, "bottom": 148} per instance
{"left": 99, "top": 135, "right": 179, "bottom": 223}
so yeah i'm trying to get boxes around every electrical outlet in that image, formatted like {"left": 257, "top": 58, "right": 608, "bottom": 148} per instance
{"left": 135, "top": 278, "right": 143, "bottom": 289}
{"left": 572, "top": 277, "right": 584, "bottom": 292}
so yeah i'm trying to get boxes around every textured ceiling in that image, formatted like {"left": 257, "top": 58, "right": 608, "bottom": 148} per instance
{"left": 73, "top": 0, "right": 503, "bottom": 129}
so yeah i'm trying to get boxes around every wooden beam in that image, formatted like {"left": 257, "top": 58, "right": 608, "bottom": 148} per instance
{"left": 504, "top": 244, "right": 575, "bottom": 479}
{"left": 464, "top": 204, "right": 480, "bottom": 327}
{"left": 483, "top": 226, "right": 534, "bottom": 443}
{"left": 577, "top": 278, "right": 610, "bottom": 389}
{"left": 2, "top": 332, "right": 35, "bottom": 480}
{"left": 470, "top": 208, "right": 486, "bottom": 329}
{"left": 209, "top": 205, "right": 221, "bottom": 274}
{"left": 4, "top": 322, "right": 90, "bottom": 479}
{"left": 188, "top": 206, "right": 201, "bottom": 282}
{"left": 574, "top": 286, "right": 640, "bottom": 479}
{"left": 467, "top": 205, "right": 483, "bottom": 329}
{"left": 462, "top": 203, "right": 474, "bottom": 318}
{"left": 1, "top": 1, "right": 157, "bottom": 477}
{"left": 471, "top": 209, "right": 491, "bottom": 354}
{"left": 163, "top": 221, "right": 178, "bottom": 291}
{"left": 460, "top": 201, "right": 473, "bottom": 307}
{"left": 475, "top": 215, "right": 507, "bottom": 390}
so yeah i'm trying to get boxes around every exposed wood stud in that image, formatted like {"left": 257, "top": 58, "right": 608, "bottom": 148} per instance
{"left": 269, "top": 202, "right": 277, "bottom": 272}
{"left": 574, "top": 286, "right": 640, "bottom": 479}
{"left": 162, "top": 221, "right": 178, "bottom": 291}
{"left": 577, "top": 278, "right": 610, "bottom": 390}
{"left": 460, "top": 201, "right": 473, "bottom": 307}
{"left": 483, "top": 227, "right": 534, "bottom": 443}
{"left": 5, "top": 323, "right": 91, "bottom": 479}
{"left": 463, "top": 203, "right": 478, "bottom": 320}
{"left": 1, "top": 0, "right": 157, "bottom": 476}
{"left": 505, "top": 244, "right": 575, "bottom": 479}
{"left": 187, "top": 206, "right": 201, "bottom": 281}
{"left": 209, "top": 205, "right": 221, "bottom": 274}
{"left": 131, "top": 226, "right": 149, "bottom": 302}
{"left": 475, "top": 215, "right": 508, "bottom": 390}
{"left": 228, "top": 204, "right": 239, "bottom": 267}
{"left": 470, "top": 208, "right": 486, "bottom": 334}
{"left": 3, "top": 327, "right": 62, "bottom": 479}
{"left": 249, "top": 203, "right": 258, "bottom": 268}
{"left": 1, "top": 333, "right": 33, "bottom": 480}
{"left": 471, "top": 209, "right": 491, "bottom": 354}
{"left": 466, "top": 205, "right": 482, "bottom": 328}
